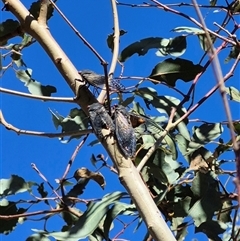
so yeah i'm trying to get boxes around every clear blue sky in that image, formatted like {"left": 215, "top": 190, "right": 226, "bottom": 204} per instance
{"left": 0, "top": 0, "right": 238, "bottom": 240}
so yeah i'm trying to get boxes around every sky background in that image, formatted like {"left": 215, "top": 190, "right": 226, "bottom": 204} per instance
{"left": 0, "top": 0, "right": 239, "bottom": 240}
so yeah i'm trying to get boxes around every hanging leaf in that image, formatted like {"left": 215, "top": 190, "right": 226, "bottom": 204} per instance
{"left": 74, "top": 168, "right": 105, "bottom": 189}
{"left": 21, "top": 34, "right": 34, "bottom": 48}
{"left": 49, "top": 108, "right": 89, "bottom": 142}
{"left": 192, "top": 123, "right": 224, "bottom": 144}
{"left": 149, "top": 58, "right": 203, "bottom": 87}
{"left": 152, "top": 150, "right": 180, "bottom": 184}
{"left": 224, "top": 44, "right": 240, "bottom": 63}
{"left": 26, "top": 234, "right": 51, "bottom": 241}
{"left": 35, "top": 192, "right": 126, "bottom": 241}
{"left": 29, "top": 1, "right": 54, "bottom": 20}
{"left": 119, "top": 36, "right": 187, "bottom": 62}
{"left": 172, "top": 26, "right": 215, "bottom": 51}
{"left": 119, "top": 37, "right": 169, "bottom": 62}
{"left": 230, "top": 0, "right": 240, "bottom": 13}
{"left": 121, "top": 96, "right": 135, "bottom": 107}
{"left": 15, "top": 69, "right": 56, "bottom": 96}
{"left": 0, "top": 199, "right": 25, "bottom": 234}
{"left": 0, "top": 175, "right": 31, "bottom": 197}
{"left": 156, "top": 36, "right": 187, "bottom": 57}
{"left": 172, "top": 26, "right": 205, "bottom": 35}
{"left": 210, "top": 0, "right": 217, "bottom": 6}
{"left": 225, "top": 86, "right": 240, "bottom": 102}
{"left": 107, "top": 29, "right": 127, "bottom": 52}
{"left": 10, "top": 44, "right": 26, "bottom": 67}
{"left": 0, "top": 19, "right": 21, "bottom": 46}
{"left": 195, "top": 220, "right": 227, "bottom": 241}
{"left": 103, "top": 202, "right": 136, "bottom": 239}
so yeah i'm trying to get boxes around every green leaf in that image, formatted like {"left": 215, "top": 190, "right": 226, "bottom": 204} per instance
{"left": 119, "top": 37, "right": 169, "bottom": 62}
{"left": 88, "top": 139, "right": 100, "bottom": 147}
{"left": 232, "top": 122, "right": 240, "bottom": 134}
{"left": 62, "top": 207, "right": 82, "bottom": 226}
{"left": 189, "top": 172, "right": 221, "bottom": 226}
{"left": 175, "top": 134, "right": 191, "bottom": 161}
{"left": 49, "top": 108, "right": 64, "bottom": 130}
{"left": 16, "top": 68, "right": 32, "bottom": 82}
{"left": 225, "top": 86, "right": 240, "bottom": 102}
{"left": 218, "top": 200, "right": 232, "bottom": 223}
{"left": 37, "top": 183, "right": 49, "bottom": 205}
{"left": 210, "top": 0, "right": 217, "bottom": 6}
{"left": 26, "top": 234, "right": 51, "bottom": 241}
{"left": 119, "top": 36, "right": 187, "bottom": 62}
{"left": 49, "top": 108, "right": 89, "bottom": 142}
{"left": 151, "top": 150, "right": 180, "bottom": 184}
{"left": 173, "top": 196, "right": 192, "bottom": 217}
{"left": 0, "top": 19, "right": 21, "bottom": 46}
{"left": 10, "top": 44, "right": 26, "bottom": 67}
{"left": 134, "top": 87, "right": 158, "bottom": 101}
{"left": 195, "top": 220, "right": 227, "bottom": 241}
{"left": 224, "top": 44, "right": 240, "bottom": 63}
{"left": 132, "top": 101, "right": 146, "bottom": 115}
{"left": 156, "top": 36, "right": 187, "bottom": 57}
{"left": 15, "top": 69, "right": 57, "bottom": 96}
{"left": 149, "top": 58, "right": 203, "bottom": 87}
{"left": 136, "top": 92, "right": 187, "bottom": 122}
{"left": 107, "top": 29, "right": 127, "bottom": 52}
{"left": 38, "top": 192, "right": 126, "bottom": 241}
{"left": 121, "top": 96, "right": 135, "bottom": 107}
{"left": 0, "top": 175, "right": 31, "bottom": 197}
{"left": 21, "top": 34, "right": 34, "bottom": 46}
{"left": 175, "top": 223, "right": 188, "bottom": 241}
{"left": 172, "top": 26, "right": 215, "bottom": 51}
{"left": 230, "top": 0, "right": 240, "bottom": 13}
{"left": 29, "top": 1, "right": 54, "bottom": 20}
{"left": 175, "top": 113, "right": 191, "bottom": 141}
{"left": 181, "top": 123, "right": 223, "bottom": 156}
{"left": 0, "top": 199, "right": 25, "bottom": 234}
{"left": 172, "top": 26, "right": 205, "bottom": 35}
{"left": 103, "top": 202, "right": 136, "bottom": 239}
{"left": 192, "top": 123, "right": 224, "bottom": 144}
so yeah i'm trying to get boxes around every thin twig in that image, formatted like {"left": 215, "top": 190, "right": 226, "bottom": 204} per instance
{"left": 0, "top": 110, "right": 92, "bottom": 137}
{"left": 0, "top": 87, "right": 75, "bottom": 102}
{"left": 61, "top": 135, "right": 89, "bottom": 181}
{"left": 0, "top": 208, "right": 64, "bottom": 219}
{"left": 151, "top": 0, "right": 236, "bottom": 46}
{"left": 48, "top": 0, "right": 106, "bottom": 64}
{"left": 31, "top": 163, "right": 63, "bottom": 202}
{"left": 192, "top": 0, "right": 238, "bottom": 148}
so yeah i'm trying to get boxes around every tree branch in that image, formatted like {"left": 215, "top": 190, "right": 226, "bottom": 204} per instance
{"left": 2, "top": 1, "right": 176, "bottom": 240}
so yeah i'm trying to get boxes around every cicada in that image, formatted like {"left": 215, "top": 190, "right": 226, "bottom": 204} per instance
{"left": 88, "top": 103, "right": 115, "bottom": 140}
{"left": 113, "top": 105, "right": 136, "bottom": 158}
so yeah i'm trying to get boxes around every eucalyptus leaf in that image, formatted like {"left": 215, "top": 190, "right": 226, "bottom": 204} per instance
{"left": 225, "top": 86, "right": 240, "bottom": 102}
{"left": 0, "top": 19, "right": 21, "bottom": 46}
{"left": 0, "top": 175, "right": 31, "bottom": 197}
{"left": 15, "top": 69, "right": 56, "bottom": 96}
{"left": 104, "top": 202, "right": 136, "bottom": 239}
{"left": 49, "top": 108, "right": 89, "bottom": 142}
{"left": 40, "top": 192, "right": 125, "bottom": 241}
{"left": 119, "top": 37, "right": 169, "bottom": 62}
{"left": 192, "top": 123, "right": 224, "bottom": 144}
{"left": 149, "top": 58, "right": 203, "bottom": 87}
{"left": 156, "top": 36, "right": 187, "bottom": 57}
